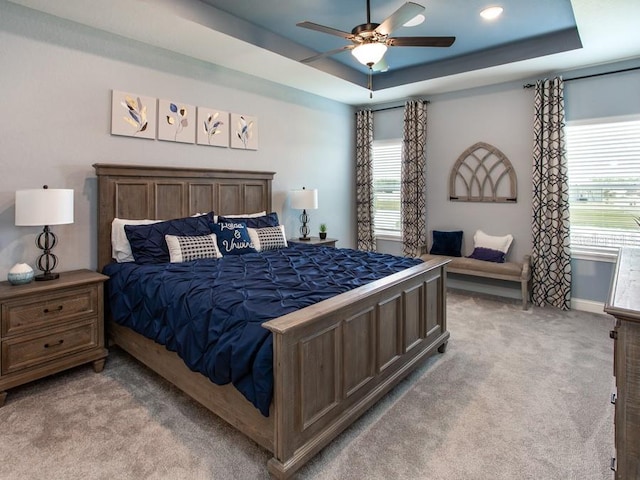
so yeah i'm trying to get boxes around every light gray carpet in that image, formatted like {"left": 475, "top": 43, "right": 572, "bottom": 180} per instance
{"left": 0, "top": 291, "right": 615, "bottom": 480}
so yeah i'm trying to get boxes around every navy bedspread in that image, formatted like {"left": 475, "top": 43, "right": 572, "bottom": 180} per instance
{"left": 104, "top": 244, "right": 422, "bottom": 416}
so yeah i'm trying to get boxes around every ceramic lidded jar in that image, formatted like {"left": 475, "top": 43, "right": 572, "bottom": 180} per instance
{"left": 7, "top": 263, "right": 35, "bottom": 285}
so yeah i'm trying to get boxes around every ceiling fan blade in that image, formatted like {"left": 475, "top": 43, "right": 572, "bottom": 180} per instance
{"left": 375, "top": 2, "right": 425, "bottom": 36}
{"left": 296, "top": 21, "right": 354, "bottom": 40}
{"left": 300, "top": 45, "right": 355, "bottom": 64}
{"left": 388, "top": 36, "right": 456, "bottom": 47}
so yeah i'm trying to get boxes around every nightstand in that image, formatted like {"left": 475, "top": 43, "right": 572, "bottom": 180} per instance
{"left": 0, "top": 269, "right": 108, "bottom": 406}
{"left": 288, "top": 237, "right": 338, "bottom": 248}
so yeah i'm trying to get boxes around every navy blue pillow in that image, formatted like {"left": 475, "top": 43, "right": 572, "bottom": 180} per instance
{"left": 429, "top": 230, "right": 463, "bottom": 257}
{"left": 216, "top": 212, "right": 279, "bottom": 228}
{"left": 468, "top": 247, "right": 506, "bottom": 263}
{"left": 211, "top": 221, "right": 257, "bottom": 255}
{"left": 125, "top": 212, "right": 214, "bottom": 264}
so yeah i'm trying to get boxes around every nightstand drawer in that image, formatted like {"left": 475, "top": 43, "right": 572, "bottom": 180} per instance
{"left": 1, "top": 286, "right": 98, "bottom": 336}
{"left": 1, "top": 319, "right": 98, "bottom": 375}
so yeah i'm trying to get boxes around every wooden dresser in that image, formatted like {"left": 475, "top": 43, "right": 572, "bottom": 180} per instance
{"left": 605, "top": 247, "right": 640, "bottom": 479}
{"left": 0, "top": 269, "right": 108, "bottom": 406}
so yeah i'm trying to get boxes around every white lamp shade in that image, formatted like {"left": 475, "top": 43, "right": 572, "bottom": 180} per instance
{"left": 352, "top": 42, "right": 388, "bottom": 66}
{"left": 15, "top": 188, "right": 74, "bottom": 226}
{"left": 290, "top": 188, "right": 318, "bottom": 210}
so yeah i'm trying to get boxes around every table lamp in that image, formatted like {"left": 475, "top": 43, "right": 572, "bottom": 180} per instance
{"left": 15, "top": 185, "right": 74, "bottom": 281}
{"left": 290, "top": 187, "right": 318, "bottom": 241}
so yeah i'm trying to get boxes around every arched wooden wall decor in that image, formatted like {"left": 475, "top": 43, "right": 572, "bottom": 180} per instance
{"left": 449, "top": 142, "right": 517, "bottom": 202}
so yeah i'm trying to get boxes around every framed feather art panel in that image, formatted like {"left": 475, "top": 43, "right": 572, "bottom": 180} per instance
{"left": 111, "top": 90, "right": 156, "bottom": 139}
{"left": 230, "top": 113, "right": 258, "bottom": 150}
{"left": 196, "top": 107, "right": 229, "bottom": 148}
{"left": 157, "top": 99, "right": 196, "bottom": 144}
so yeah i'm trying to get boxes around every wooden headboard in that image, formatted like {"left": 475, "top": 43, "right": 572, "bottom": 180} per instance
{"left": 93, "top": 164, "right": 275, "bottom": 271}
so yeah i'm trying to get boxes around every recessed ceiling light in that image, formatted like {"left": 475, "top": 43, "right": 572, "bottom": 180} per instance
{"left": 403, "top": 14, "right": 425, "bottom": 27}
{"left": 480, "top": 6, "right": 503, "bottom": 20}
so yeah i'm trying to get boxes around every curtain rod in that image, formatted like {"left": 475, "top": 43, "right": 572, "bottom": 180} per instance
{"left": 523, "top": 65, "right": 640, "bottom": 88}
{"left": 365, "top": 100, "right": 430, "bottom": 113}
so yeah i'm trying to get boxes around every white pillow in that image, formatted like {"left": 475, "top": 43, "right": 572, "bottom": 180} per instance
{"left": 473, "top": 230, "right": 513, "bottom": 254}
{"left": 212, "top": 211, "right": 266, "bottom": 223}
{"left": 247, "top": 225, "right": 288, "bottom": 252}
{"left": 111, "top": 218, "right": 161, "bottom": 263}
{"left": 165, "top": 233, "right": 222, "bottom": 262}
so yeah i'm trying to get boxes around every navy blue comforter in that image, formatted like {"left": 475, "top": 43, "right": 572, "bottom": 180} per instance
{"left": 104, "top": 243, "right": 422, "bottom": 416}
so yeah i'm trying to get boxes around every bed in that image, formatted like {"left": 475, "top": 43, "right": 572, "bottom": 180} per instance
{"left": 94, "top": 163, "right": 450, "bottom": 479}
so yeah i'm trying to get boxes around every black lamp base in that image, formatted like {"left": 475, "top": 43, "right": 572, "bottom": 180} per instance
{"left": 35, "top": 272, "right": 60, "bottom": 281}
{"left": 35, "top": 225, "right": 60, "bottom": 282}
{"left": 298, "top": 209, "right": 312, "bottom": 241}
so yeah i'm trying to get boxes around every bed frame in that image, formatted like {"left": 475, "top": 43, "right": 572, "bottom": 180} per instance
{"left": 94, "top": 163, "right": 450, "bottom": 479}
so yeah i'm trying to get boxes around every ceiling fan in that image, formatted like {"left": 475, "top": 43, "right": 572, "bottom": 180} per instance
{"left": 297, "top": 0, "right": 455, "bottom": 73}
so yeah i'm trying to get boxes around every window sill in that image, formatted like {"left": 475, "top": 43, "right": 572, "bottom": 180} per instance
{"left": 375, "top": 234, "right": 402, "bottom": 242}
{"left": 570, "top": 246, "right": 619, "bottom": 263}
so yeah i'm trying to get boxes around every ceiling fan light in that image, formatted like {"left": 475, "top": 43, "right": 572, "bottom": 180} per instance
{"left": 480, "top": 6, "right": 503, "bottom": 20}
{"left": 352, "top": 43, "right": 388, "bottom": 66}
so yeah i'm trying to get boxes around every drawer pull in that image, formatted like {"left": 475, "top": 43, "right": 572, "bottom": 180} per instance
{"left": 44, "top": 339, "right": 64, "bottom": 348}
{"left": 43, "top": 305, "right": 64, "bottom": 314}
{"left": 611, "top": 393, "right": 617, "bottom": 405}
{"left": 609, "top": 330, "right": 617, "bottom": 340}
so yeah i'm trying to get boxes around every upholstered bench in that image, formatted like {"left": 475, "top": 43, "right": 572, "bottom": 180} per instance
{"left": 420, "top": 250, "right": 532, "bottom": 310}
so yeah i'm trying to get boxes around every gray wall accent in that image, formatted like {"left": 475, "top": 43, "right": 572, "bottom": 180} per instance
{"left": 426, "top": 84, "right": 533, "bottom": 263}
{"left": 0, "top": 3, "right": 355, "bottom": 279}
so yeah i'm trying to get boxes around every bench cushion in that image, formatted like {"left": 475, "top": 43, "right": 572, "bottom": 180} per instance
{"left": 448, "top": 256, "right": 522, "bottom": 276}
{"left": 420, "top": 254, "right": 523, "bottom": 279}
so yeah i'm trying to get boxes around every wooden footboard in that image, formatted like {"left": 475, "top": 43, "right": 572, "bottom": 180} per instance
{"left": 263, "top": 258, "right": 449, "bottom": 479}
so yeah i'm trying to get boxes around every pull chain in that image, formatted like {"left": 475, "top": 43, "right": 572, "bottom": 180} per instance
{"left": 367, "top": 64, "right": 373, "bottom": 99}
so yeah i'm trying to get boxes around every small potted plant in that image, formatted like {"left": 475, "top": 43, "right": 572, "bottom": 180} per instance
{"left": 319, "top": 223, "right": 327, "bottom": 240}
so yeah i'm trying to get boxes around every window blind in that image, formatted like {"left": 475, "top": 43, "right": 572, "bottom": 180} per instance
{"left": 566, "top": 117, "right": 640, "bottom": 249}
{"left": 372, "top": 140, "right": 402, "bottom": 235}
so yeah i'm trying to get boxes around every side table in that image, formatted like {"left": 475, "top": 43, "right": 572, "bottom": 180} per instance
{"left": 288, "top": 237, "right": 338, "bottom": 248}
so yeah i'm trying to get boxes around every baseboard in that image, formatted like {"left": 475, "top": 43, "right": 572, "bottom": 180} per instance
{"left": 447, "top": 277, "right": 606, "bottom": 314}
{"left": 571, "top": 297, "right": 606, "bottom": 314}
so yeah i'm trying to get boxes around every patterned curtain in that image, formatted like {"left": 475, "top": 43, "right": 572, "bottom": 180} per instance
{"left": 355, "top": 109, "right": 375, "bottom": 251}
{"left": 531, "top": 77, "right": 571, "bottom": 310}
{"left": 401, "top": 100, "right": 427, "bottom": 257}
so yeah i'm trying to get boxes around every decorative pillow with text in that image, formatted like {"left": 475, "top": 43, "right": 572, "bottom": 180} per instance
{"left": 216, "top": 212, "right": 279, "bottom": 228}
{"left": 210, "top": 221, "right": 257, "bottom": 255}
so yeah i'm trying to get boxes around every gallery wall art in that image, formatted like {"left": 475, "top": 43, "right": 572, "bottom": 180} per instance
{"left": 110, "top": 90, "right": 258, "bottom": 151}
{"left": 157, "top": 99, "right": 196, "bottom": 144}
{"left": 230, "top": 113, "right": 258, "bottom": 150}
{"left": 197, "top": 107, "right": 229, "bottom": 147}
{"left": 110, "top": 90, "right": 156, "bottom": 139}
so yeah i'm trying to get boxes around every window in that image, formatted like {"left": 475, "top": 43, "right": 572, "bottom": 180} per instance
{"left": 372, "top": 139, "right": 402, "bottom": 237}
{"left": 566, "top": 116, "right": 640, "bottom": 254}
